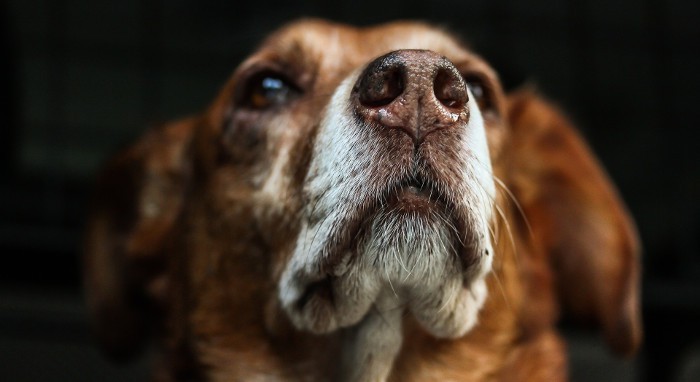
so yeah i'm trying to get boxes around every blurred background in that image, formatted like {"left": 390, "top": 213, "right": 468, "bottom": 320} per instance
{"left": 2, "top": 0, "right": 699, "bottom": 380}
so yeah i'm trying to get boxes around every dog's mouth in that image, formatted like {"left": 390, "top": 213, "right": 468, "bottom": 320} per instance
{"left": 280, "top": 166, "right": 492, "bottom": 338}
{"left": 385, "top": 181, "right": 443, "bottom": 213}
{"left": 358, "top": 176, "right": 465, "bottom": 258}
{"left": 315, "top": 174, "right": 465, "bottom": 273}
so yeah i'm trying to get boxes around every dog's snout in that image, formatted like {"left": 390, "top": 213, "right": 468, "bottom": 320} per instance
{"left": 353, "top": 50, "right": 469, "bottom": 142}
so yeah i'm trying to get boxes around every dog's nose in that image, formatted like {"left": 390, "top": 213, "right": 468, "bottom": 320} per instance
{"left": 353, "top": 50, "right": 469, "bottom": 142}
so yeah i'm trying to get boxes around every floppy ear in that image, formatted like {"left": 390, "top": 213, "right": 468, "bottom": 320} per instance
{"left": 506, "top": 90, "right": 642, "bottom": 356}
{"left": 83, "top": 118, "right": 195, "bottom": 360}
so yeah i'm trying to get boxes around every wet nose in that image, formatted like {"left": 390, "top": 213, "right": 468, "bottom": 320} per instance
{"left": 352, "top": 49, "right": 469, "bottom": 143}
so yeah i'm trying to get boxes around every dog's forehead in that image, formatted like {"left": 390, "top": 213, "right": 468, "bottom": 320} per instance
{"left": 257, "top": 19, "right": 478, "bottom": 73}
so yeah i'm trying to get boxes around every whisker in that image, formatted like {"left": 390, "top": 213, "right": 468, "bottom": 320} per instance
{"left": 402, "top": 217, "right": 422, "bottom": 282}
{"left": 494, "top": 202, "right": 518, "bottom": 259}
{"left": 403, "top": 258, "right": 420, "bottom": 283}
{"left": 467, "top": 159, "right": 526, "bottom": 267}
{"left": 470, "top": 157, "right": 534, "bottom": 244}
{"left": 385, "top": 253, "right": 399, "bottom": 298}
{"left": 467, "top": 171, "right": 506, "bottom": 254}
{"left": 435, "top": 210, "right": 461, "bottom": 243}
{"left": 307, "top": 211, "right": 334, "bottom": 258}
{"left": 386, "top": 208, "right": 411, "bottom": 275}
{"left": 469, "top": 175, "right": 499, "bottom": 247}
{"left": 393, "top": 245, "right": 410, "bottom": 274}
{"left": 436, "top": 280, "right": 458, "bottom": 315}
{"left": 492, "top": 175, "right": 534, "bottom": 242}
{"left": 490, "top": 267, "right": 514, "bottom": 315}
{"left": 303, "top": 190, "right": 330, "bottom": 254}
{"left": 487, "top": 221, "right": 498, "bottom": 246}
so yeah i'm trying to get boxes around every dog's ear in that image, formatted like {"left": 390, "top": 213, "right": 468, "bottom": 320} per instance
{"left": 505, "top": 90, "right": 642, "bottom": 356}
{"left": 83, "top": 118, "right": 195, "bottom": 360}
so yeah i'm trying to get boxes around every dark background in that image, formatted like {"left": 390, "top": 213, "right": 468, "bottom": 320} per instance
{"left": 2, "top": 0, "right": 700, "bottom": 381}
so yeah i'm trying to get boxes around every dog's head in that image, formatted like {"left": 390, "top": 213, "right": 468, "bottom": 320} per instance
{"left": 84, "top": 19, "right": 641, "bottom": 377}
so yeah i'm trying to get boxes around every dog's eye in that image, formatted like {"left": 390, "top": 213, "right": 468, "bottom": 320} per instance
{"left": 468, "top": 81, "right": 485, "bottom": 101}
{"left": 240, "top": 71, "right": 299, "bottom": 109}
{"left": 464, "top": 75, "right": 494, "bottom": 113}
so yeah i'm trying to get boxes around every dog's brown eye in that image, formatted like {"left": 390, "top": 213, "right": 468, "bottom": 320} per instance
{"left": 241, "top": 72, "right": 299, "bottom": 109}
{"left": 468, "top": 81, "right": 485, "bottom": 101}
{"left": 464, "top": 75, "right": 494, "bottom": 113}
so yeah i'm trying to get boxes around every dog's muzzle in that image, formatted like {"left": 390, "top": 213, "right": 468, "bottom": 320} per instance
{"left": 279, "top": 49, "right": 495, "bottom": 339}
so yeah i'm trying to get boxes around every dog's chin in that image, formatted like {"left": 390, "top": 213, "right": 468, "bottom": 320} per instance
{"left": 280, "top": 190, "right": 491, "bottom": 339}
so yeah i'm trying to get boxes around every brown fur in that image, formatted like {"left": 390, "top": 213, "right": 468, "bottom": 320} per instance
{"left": 84, "top": 19, "right": 641, "bottom": 381}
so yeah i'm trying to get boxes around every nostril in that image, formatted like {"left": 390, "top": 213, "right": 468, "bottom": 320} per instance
{"left": 434, "top": 68, "right": 468, "bottom": 109}
{"left": 358, "top": 65, "right": 404, "bottom": 108}
{"left": 354, "top": 51, "right": 469, "bottom": 141}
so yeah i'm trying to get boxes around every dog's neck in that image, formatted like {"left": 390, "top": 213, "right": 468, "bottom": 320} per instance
{"left": 340, "top": 289, "right": 405, "bottom": 382}
{"left": 161, "top": 201, "right": 565, "bottom": 381}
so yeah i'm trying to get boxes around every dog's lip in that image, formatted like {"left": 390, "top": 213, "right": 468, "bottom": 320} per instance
{"left": 315, "top": 178, "right": 459, "bottom": 275}
{"left": 386, "top": 180, "right": 444, "bottom": 209}
{"left": 406, "top": 184, "right": 427, "bottom": 196}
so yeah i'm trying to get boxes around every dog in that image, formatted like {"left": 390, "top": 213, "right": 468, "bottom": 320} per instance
{"left": 84, "top": 19, "right": 641, "bottom": 381}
